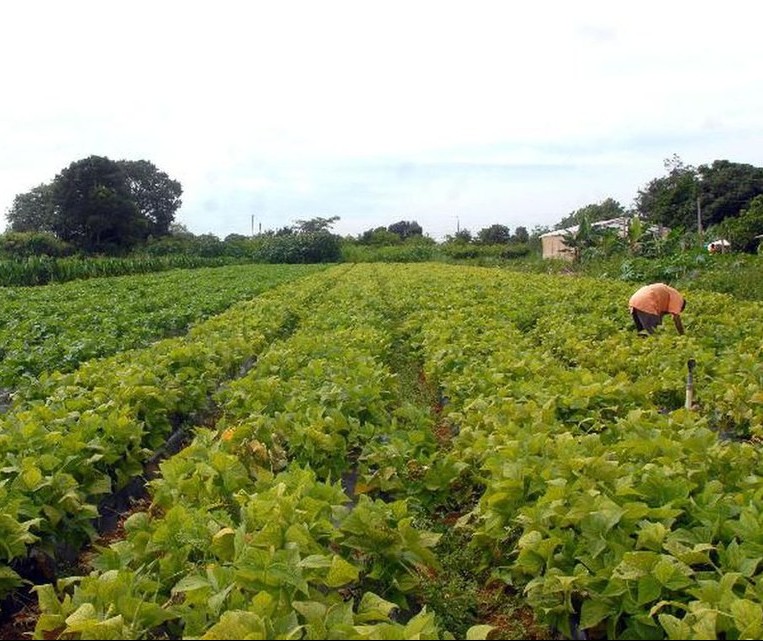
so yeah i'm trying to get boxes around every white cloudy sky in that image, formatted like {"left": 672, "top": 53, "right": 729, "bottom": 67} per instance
{"left": 1, "top": 1, "right": 761, "bottom": 240}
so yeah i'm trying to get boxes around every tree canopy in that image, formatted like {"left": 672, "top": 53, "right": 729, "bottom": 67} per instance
{"left": 358, "top": 227, "right": 402, "bottom": 246}
{"left": 696, "top": 160, "right": 763, "bottom": 228}
{"left": 634, "top": 155, "right": 763, "bottom": 231}
{"left": 5, "top": 184, "right": 56, "bottom": 233}
{"left": 6, "top": 155, "right": 183, "bottom": 254}
{"left": 512, "top": 226, "right": 529, "bottom": 244}
{"left": 555, "top": 198, "right": 625, "bottom": 230}
{"left": 387, "top": 220, "right": 423, "bottom": 239}
{"left": 716, "top": 195, "right": 763, "bottom": 252}
{"left": 51, "top": 156, "right": 141, "bottom": 253}
{"left": 293, "top": 215, "right": 340, "bottom": 233}
{"left": 120, "top": 159, "right": 182, "bottom": 237}
{"left": 476, "top": 224, "right": 511, "bottom": 244}
{"left": 446, "top": 229, "right": 473, "bottom": 244}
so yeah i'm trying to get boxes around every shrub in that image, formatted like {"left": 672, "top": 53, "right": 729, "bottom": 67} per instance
{"left": 0, "top": 231, "right": 74, "bottom": 258}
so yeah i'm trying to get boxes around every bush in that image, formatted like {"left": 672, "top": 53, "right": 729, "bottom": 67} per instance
{"left": 341, "top": 241, "right": 436, "bottom": 263}
{"left": 251, "top": 231, "right": 342, "bottom": 263}
{"left": 0, "top": 231, "right": 74, "bottom": 258}
{"left": 717, "top": 195, "right": 763, "bottom": 252}
{"left": 500, "top": 243, "right": 531, "bottom": 259}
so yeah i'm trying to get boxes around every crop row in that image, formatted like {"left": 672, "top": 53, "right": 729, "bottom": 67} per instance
{"left": 0, "top": 266, "right": 340, "bottom": 604}
{"left": 382, "top": 264, "right": 763, "bottom": 639}
{"left": 4, "top": 262, "right": 762, "bottom": 639}
{"left": 32, "top": 265, "right": 467, "bottom": 639}
{"left": 0, "top": 263, "right": 323, "bottom": 391}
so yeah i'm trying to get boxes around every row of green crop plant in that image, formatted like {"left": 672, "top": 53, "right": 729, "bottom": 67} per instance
{"left": 0, "top": 254, "right": 252, "bottom": 287}
{"left": 31, "top": 265, "right": 485, "bottom": 639}
{"left": 0, "top": 264, "right": 324, "bottom": 392}
{"left": 340, "top": 242, "right": 531, "bottom": 265}
{"left": 520, "top": 275, "right": 763, "bottom": 440}
{"left": 16, "top": 262, "right": 763, "bottom": 638}
{"left": 215, "top": 265, "right": 440, "bottom": 491}
{"left": 0, "top": 268, "right": 343, "bottom": 606}
{"left": 373, "top": 264, "right": 763, "bottom": 639}
{"left": 214, "top": 269, "right": 405, "bottom": 480}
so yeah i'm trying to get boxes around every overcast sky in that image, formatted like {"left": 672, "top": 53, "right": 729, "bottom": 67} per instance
{"left": 2, "top": 1, "right": 761, "bottom": 240}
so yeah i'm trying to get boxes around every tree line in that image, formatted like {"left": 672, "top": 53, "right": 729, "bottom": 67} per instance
{"left": 5, "top": 155, "right": 182, "bottom": 254}
{"left": 552, "top": 156, "right": 763, "bottom": 254}
{"left": 5, "top": 154, "right": 763, "bottom": 260}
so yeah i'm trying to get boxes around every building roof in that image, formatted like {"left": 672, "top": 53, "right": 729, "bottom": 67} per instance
{"left": 539, "top": 216, "right": 632, "bottom": 238}
{"left": 539, "top": 216, "right": 664, "bottom": 238}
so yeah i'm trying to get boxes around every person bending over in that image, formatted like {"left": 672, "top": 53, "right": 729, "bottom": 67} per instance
{"left": 629, "top": 283, "right": 686, "bottom": 335}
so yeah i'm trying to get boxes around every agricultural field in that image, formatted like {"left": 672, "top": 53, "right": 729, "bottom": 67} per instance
{"left": 0, "top": 263, "right": 324, "bottom": 394}
{"left": 1, "top": 263, "right": 762, "bottom": 640}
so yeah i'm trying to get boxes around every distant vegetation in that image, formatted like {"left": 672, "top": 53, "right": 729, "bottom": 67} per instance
{"left": 2, "top": 154, "right": 762, "bottom": 293}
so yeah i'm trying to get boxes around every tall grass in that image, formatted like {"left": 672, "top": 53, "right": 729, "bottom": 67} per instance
{"left": 0, "top": 254, "right": 240, "bottom": 287}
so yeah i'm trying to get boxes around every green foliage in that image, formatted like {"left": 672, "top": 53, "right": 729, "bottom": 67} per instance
{"left": 415, "top": 524, "right": 537, "bottom": 639}
{"left": 357, "top": 227, "right": 403, "bottom": 246}
{"left": 446, "top": 229, "right": 474, "bottom": 244}
{"left": 715, "top": 195, "right": 763, "bottom": 252}
{"left": 673, "top": 253, "right": 763, "bottom": 301}
{"left": 476, "top": 224, "right": 511, "bottom": 245}
{"left": 0, "top": 269, "right": 331, "bottom": 599}
{"left": 635, "top": 154, "right": 700, "bottom": 230}
{"left": 512, "top": 226, "right": 529, "bottom": 244}
{"left": 0, "top": 231, "right": 73, "bottom": 258}
{"left": 8, "top": 155, "right": 182, "bottom": 255}
{"left": 119, "top": 159, "right": 183, "bottom": 237}
{"left": 0, "top": 254, "right": 242, "bottom": 287}
{"left": 555, "top": 197, "right": 625, "bottom": 231}
{"left": 697, "top": 159, "right": 763, "bottom": 227}
{"left": 0, "top": 264, "right": 320, "bottom": 388}
{"left": 388, "top": 220, "right": 424, "bottom": 240}
{"left": 618, "top": 250, "right": 710, "bottom": 284}
{"left": 561, "top": 216, "right": 600, "bottom": 262}
{"left": 147, "top": 230, "right": 342, "bottom": 263}
{"left": 51, "top": 155, "right": 143, "bottom": 253}
{"left": 144, "top": 233, "right": 226, "bottom": 257}
{"left": 635, "top": 155, "right": 763, "bottom": 233}
{"left": 438, "top": 243, "right": 482, "bottom": 260}
{"left": 342, "top": 240, "right": 436, "bottom": 263}
{"left": 293, "top": 215, "right": 340, "bottom": 233}
{"left": 4, "top": 183, "right": 56, "bottom": 233}
{"left": 4, "top": 262, "right": 763, "bottom": 640}
{"left": 251, "top": 231, "right": 342, "bottom": 263}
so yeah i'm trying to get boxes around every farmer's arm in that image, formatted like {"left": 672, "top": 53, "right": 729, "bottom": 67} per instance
{"left": 673, "top": 314, "right": 685, "bottom": 335}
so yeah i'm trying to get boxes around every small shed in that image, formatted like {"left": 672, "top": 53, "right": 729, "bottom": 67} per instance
{"left": 539, "top": 230, "right": 574, "bottom": 260}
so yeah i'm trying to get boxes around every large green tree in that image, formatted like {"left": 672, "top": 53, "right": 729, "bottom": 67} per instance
{"left": 118, "top": 159, "right": 183, "bottom": 237}
{"left": 716, "top": 195, "right": 763, "bottom": 252}
{"left": 5, "top": 183, "right": 56, "bottom": 233}
{"left": 445, "top": 228, "right": 473, "bottom": 244}
{"left": 51, "top": 156, "right": 142, "bottom": 253}
{"left": 634, "top": 155, "right": 699, "bottom": 230}
{"left": 476, "top": 224, "right": 511, "bottom": 244}
{"left": 7, "top": 156, "right": 183, "bottom": 253}
{"left": 388, "top": 220, "right": 423, "bottom": 239}
{"left": 696, "top": 160, "right": 763, "bottom": 227}
{"left": 358, "top": 226, "right": 402, "bottom": 245}
{"left": 634, "top": 155, "right": 763, "bottom": 231}
{"left": 555, "top": 197, "right": 625, "bottom": 230}
{"left": 293, "top": 215, "right": 340, "bottom": 233}
{"left": 512, "top": 226, "right": 529, "bottom": 243}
